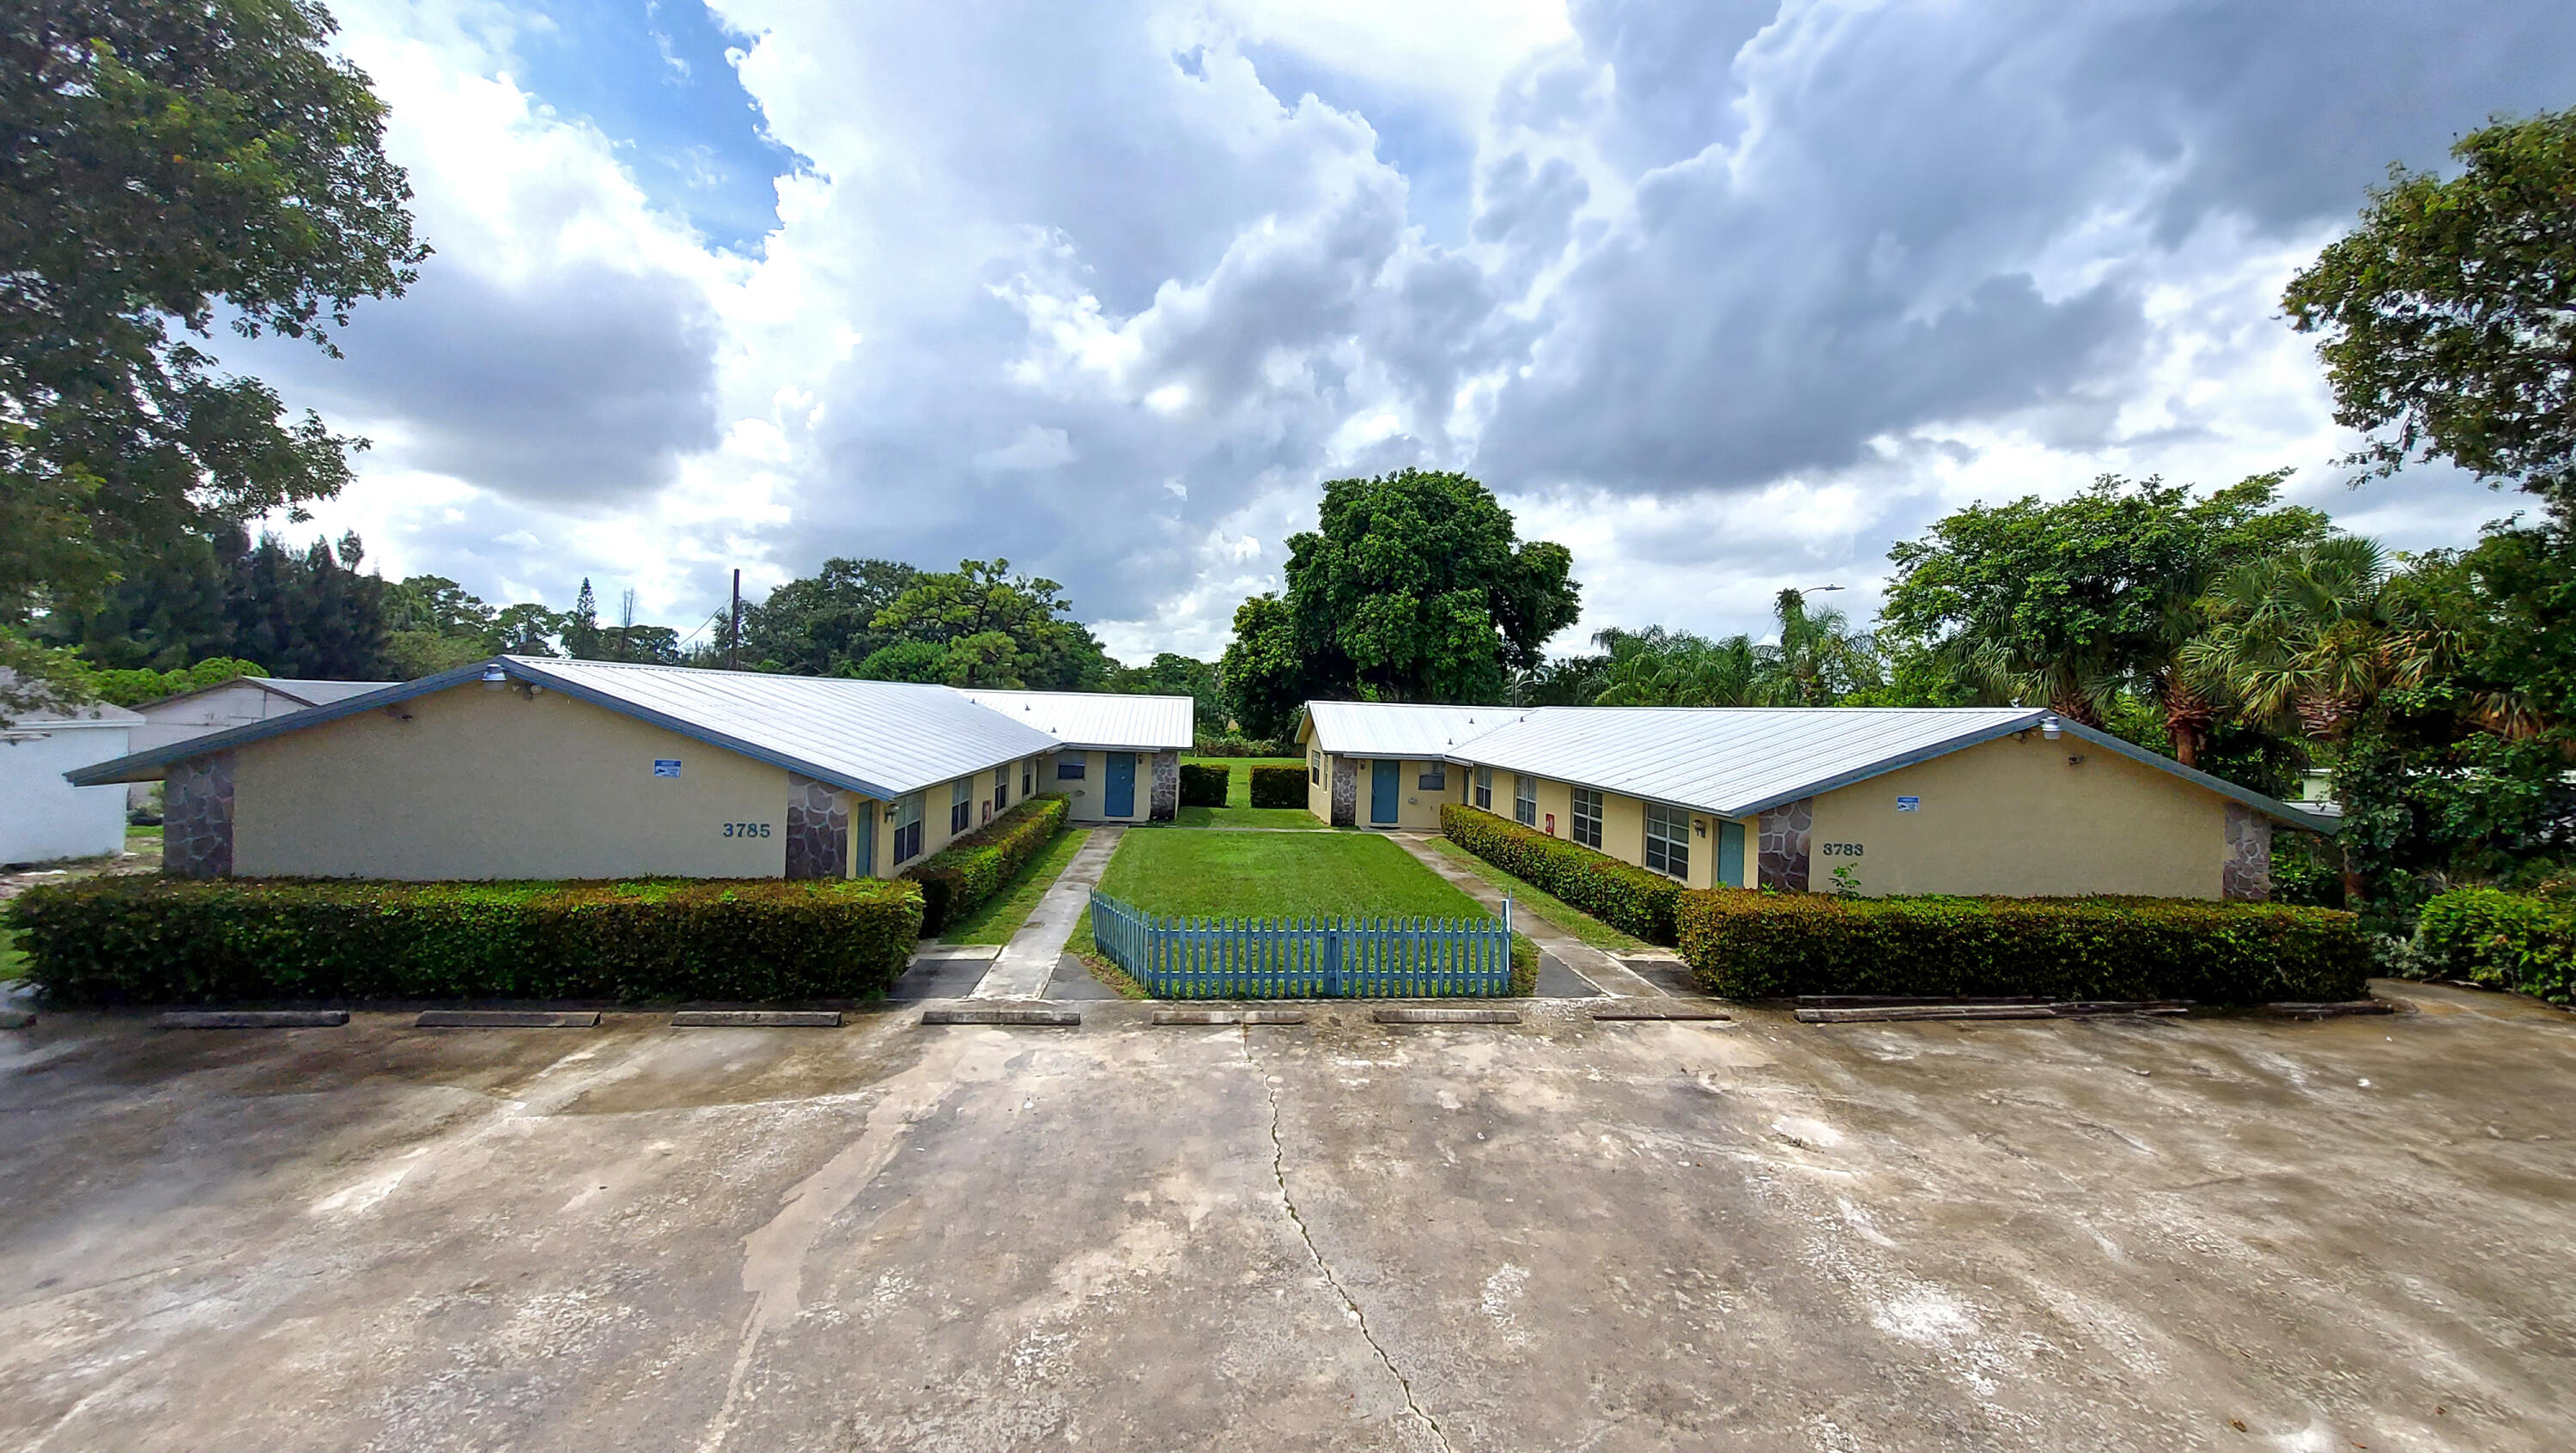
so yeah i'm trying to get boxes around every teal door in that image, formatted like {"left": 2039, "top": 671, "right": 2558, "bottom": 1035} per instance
{"left": 1717, "top": 818, "right": 1745, "bottom": 887}
{"left": 1370, "top": 759, "right": 1400, "bottom": 824}
{"left": 1105, "top": 752, "right": 1136, "bottom": 817}
{"left": 855, "top": 802, "right": 875, "bottom": 878}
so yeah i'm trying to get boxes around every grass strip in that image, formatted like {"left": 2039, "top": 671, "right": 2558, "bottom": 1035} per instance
{"left": 939, "top": 827, "right": 1093, "bottom": 945}
{"left": 1426, "top": 836, "right": 1651, "bottom": 953}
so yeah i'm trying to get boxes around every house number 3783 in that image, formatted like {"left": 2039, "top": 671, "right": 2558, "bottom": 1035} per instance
{"left": 1818, "top": 842, "right": 1864, "bottom": 856}
{"left": 722, "top": 823, "right": 772, "bottom": 838}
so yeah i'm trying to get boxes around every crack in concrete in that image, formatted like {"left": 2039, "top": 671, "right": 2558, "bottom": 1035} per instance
{"left": 1242, "top": 1026, "right": 1455, "bottom": 1453}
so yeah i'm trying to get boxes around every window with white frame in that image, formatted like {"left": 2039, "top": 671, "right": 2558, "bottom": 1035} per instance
{"left": 1644, "top": 801, "right": 1690, "bottom": 879}
{"left": 892, "top": 793, "right": 925, "bottom": 865}
{"left": 1514, "top": 773, "right": 1537, "bottom": 826}
{"left": 1022, "top": 759, "right": 1033, "bottom": 797}
{"left": 1571, "top": 787, "right": 1604, "bottom": 849}
{"left": 951, "top": 779, "right": 973, "bottom": 835}
{"left": 993, "top": 764, "right": 1010, "bottom": 813}
{"left": 1309, "top": 749, "right": 1321, "bottom": 784}
{"left": 1474, "top": 766, "right": 1492, "bottom": 811}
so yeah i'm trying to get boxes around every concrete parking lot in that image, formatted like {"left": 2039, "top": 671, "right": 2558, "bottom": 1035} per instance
{"left": 3, "top": 981, "right": 2573, "bottom": 1451}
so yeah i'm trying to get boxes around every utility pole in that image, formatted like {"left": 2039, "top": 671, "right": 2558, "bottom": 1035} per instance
{"left": 727, "top": 568, "right": 742, "bottom": 671}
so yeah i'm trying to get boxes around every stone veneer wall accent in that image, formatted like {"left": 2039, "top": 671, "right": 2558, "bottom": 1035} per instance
{"left": 1330, "top": 757, "right": 1358, "bottom": 827}
{"left": 2222, "top": 802, "right": 2273, "bottom": 903}
{"left": 1150, "top": 749, "right": 1179, "bottom": 821}
{"left": 784, "top": 772, "right": 850, "bottom": 880}
{"left": 163, "top": 753, "right": 235, "bottom": 878}
{"left": 1758, "top": 797, "right": 1813, "bottom": 893}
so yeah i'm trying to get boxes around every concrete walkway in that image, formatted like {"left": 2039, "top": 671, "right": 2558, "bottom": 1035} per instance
{"left": 970, "top": 826, "right": 1124, "bottom": 1000}
{"left": 1387, "top": 832, "right": 1672, "bottom": 997}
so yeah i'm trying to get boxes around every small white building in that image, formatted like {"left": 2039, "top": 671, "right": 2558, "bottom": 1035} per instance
{"left": 3, "top": 699, "right": 143, "bottom": 866}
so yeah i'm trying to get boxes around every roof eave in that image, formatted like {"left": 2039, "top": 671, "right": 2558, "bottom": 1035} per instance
{"left": 64, "top": 666, "right": 481, "bottom": 785}
{"left": 2053, "top": 720, "right": 2341, "bottom": 835}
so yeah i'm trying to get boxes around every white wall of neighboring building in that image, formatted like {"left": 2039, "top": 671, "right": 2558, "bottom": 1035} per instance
{"left": 1, "top": 718, "right": 137, "bottom": 865}
{"left": 126, "top": 681, "right": 360, "bottom": 809}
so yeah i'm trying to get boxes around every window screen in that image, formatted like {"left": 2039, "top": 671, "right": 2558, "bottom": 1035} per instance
{"left": 1571, "top": 787, "right": 1604, "bottom": 849}
{"left": 993, "top": 765, "right": 1009, "bottom": 812}
{"left": 1309, "top": 749, "right": 1321, "bottom": 784}
{"left": 1644, "top": 801, "right": 1690, "bottom": 879}
{"left": 1514, "top": 774, "right": 1537, "bottom": 826}
{"left": 1057, "top": 755, "right": 1086, "bottom": 780}
{"left": 1474, "top": 766, "right": 1492, "bottom": 811}
{"left": 1419, "top": 764, "right": 1446, "bottom": 791}
{"left": 892, "top": 793, "right": 925, "bottom": 865}
{"left": 951, "top": 779, "right": 973, "bottom": 835}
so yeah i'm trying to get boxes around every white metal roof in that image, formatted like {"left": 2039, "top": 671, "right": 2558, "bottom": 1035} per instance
{"left": 509, "top": 659, "right": 1063, "bottom": 798}
{"left": 954, "top": 689, "right": 1193, "bottom": 750}
{"left": 1301, "top": 701, "right": 1524, "bottom": 758}
{"left": 66, "top": 658, "right": 1168, "bottom": 799}
{"left": 252, "top": 677, "right": 396, "bottom": 707}
{"left": 1452, "top": 706, "right": 2044, "bottom": 818}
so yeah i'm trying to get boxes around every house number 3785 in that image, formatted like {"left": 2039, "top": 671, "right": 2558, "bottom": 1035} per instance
{"left": 722, "top": 823, "right": 773, "bottom": 838}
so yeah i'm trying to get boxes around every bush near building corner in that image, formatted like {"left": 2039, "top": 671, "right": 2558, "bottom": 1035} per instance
{"left": 1678, "top": 891, "right": 2372, "bottom": 1003}
{"left": 1440, "top": 804, "right": 1682, "bottom": 945}
{"left": 2414, "top": 887, "right": 2575, "bottom": 1004}
{"left": 1249, "top": 765, "right": 1308, "bottom": 809}
{"left": 4, "top": 877, "right": 923, "bottom": 1005}
{"left": 1177, "top": 763, "right": 1229, "bottom": 808}
{"left": 904, "top": 793, "right": 1070, "bottom": 934}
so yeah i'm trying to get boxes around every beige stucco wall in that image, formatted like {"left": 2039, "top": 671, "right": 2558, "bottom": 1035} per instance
{"left": 1804, "top": 733, "right": 2230, "bottom": 898}
{"left": 1345, "top": 757, "right": 1451, "bottom": 830}
{"left": 1487, "top": 775, "right": 1721, "bottom": 891}
{"left": 870, "top": 756, "right": 1052, "bottom": 875}
{"left": 231, "top": 683, "right": 792, "bottom": 879}
{"left": 1048, "top": 749, "right": 1150, "bottom": 824}
{"left": 1306, "top": 745, "right": 1330, "bottom": 821}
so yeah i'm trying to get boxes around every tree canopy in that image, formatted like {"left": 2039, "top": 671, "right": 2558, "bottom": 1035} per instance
{"left": 740, "top": 557, "right": 920, "bottom": 676}
{"left": 2283, "top": 107, "right": 2576, "bottom": 517}
{"left": 858, "top": 558, "right": 1110, "bottom": 690}
{"left": 3, "top": 0, "right": 426, "bottom": 712}
{"left": 1878, "top": 472, "right": 2331, "bottom": 761}
{"left": 1221, "top": 469, "right": 1580, "bottom": 731}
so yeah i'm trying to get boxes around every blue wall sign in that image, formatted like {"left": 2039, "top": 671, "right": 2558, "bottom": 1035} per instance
{"left": 1895, "top": 795, "right": 1920, "bottom": 812}
{"left": 653, "top": 759, "right": 682, "bottom": 778}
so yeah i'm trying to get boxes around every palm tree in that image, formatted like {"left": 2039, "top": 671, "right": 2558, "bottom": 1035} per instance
{"left": 1769, "top": 589, "right": 1882, "bottom": 705}
{"left": 2183, "top": 538, "right": 2398, "bottom": 745}
{"left": 1594, "top": 628, "right": 1767, "bottom": 706}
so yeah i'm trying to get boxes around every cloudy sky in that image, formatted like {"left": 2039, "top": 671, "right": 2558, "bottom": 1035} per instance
{"left": 240, "top": 0, "right": 2576, "bottom": 662}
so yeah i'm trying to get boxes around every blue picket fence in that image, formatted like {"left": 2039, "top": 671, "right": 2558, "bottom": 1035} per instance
{"left": 1090, "top": 891, "right": 1515, "bottom": 999}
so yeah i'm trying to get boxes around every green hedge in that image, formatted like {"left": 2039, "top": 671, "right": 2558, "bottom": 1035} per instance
{"left": 902, "top": 793, "right": 1069, "bottom": 934}
{"left": 1440, "top": 804, "right": 1682, "bottom": 945}
{"left": 1676, "top": 890, "right": 2372, "bottom": 1003}
{"left": 1249, "top": 765, "right": 1309, "bottom": 809}
{"left": 3, "top": 876, "right": 922, "bottom": 1005}
{"left": 1178, "top": 763, "right": 1230, "bottom": 808}
{"left": 2415, "top": 887, "right": 2575, "bottom": 1003}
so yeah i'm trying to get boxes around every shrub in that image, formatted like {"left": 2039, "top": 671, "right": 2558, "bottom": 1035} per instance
{"left": 1178, "top": 763, "right": 1230, "bottom": 808}
{"left": 4, "top": 876, "right": 922, "bottom": 1005}
{"left": 1249, "top": 765, "right": 1309, "bottom": 809}
{"left": 2414, "top": 887, "right": 2576, "bottom": 1003}
{"left": 1440, "top": 804, "right": 1683, "bottom": 945}
{"left": 903, "top": 793, "right": 1069, "bottom": 933}
{"left": 1192, "top": 735, "right": 1297, "bottom": 757}
{"left": 1676, "top": 891, "right": 2372, "bottom": 1004}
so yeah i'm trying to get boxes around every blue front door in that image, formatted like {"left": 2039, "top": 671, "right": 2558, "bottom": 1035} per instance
{"left": 1105, "top": 752, "right": 1136, "bottom": 818}
{"left": 1370, "top": 759, "right": 1400, "bottom": 824}
{"left": 855, "top": 802, "right": 875, "bottom": 878}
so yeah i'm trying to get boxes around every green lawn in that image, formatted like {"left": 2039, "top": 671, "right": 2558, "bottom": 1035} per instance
{"left": 128, "top": 824, "right": 163, "bottom": 840}
{"left": 0, "top": 926, "right": 22, "bottom": 985}
{"left": 1176, "top": 756, "right": 1326, "bottom": 830}
{"left": 1069, "top": 830, "right": 1536, "bottom": 992}
{"left": 1426, "top": 836, "right": 1651, "bottom": 953}
{"left": 939, "top": 827, "right": 1093, "bottom": 945}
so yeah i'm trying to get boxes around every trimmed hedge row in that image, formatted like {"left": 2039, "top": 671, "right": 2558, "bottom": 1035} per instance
{"left": 2415, "top": 887, "right": 2575, "bottom": 1004}
{"left": 1250, "top": 765, "right": 1309, "bottom": 809}
{"left": 1440, "top": 804, "right": 1682, "bottom": 945}
{"left": 1677, "top": 891, "right": 2372, "bottom": 1003}
{"left": 1178, "top": 763, "right": 1230, "bottom": 808}
{"left": 903, "top": 793, "right": 1069, "bottom": 933}
{"left": 3, "top": 876, "right": 922, "bottom": 1005}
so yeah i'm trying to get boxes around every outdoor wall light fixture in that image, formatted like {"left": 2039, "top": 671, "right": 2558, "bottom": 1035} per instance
{"left": 480, "top": 666, "right": 508, "bottom": 690}
{"left": 2040, "top": 714, "right": 2063, "bottom": 740}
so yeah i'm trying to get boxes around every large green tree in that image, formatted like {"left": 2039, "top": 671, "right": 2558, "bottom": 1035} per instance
{"left": 3, "top": 0, "right": 426, "bottom": 713}
{"left": 1879, "top": 473, "right": 2330, "bottom": 763}
{"left": 2284, "top": 107, "right": 2576, "bottom": 517}
{"left": 866, "top": 558, "right": 1109, "bottom": 690}
{"left": 740, "top": 557, "right": 920, "bottom": 675}
{"left": 1223, "top": 469, "right": 1582, "bottom": 723}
